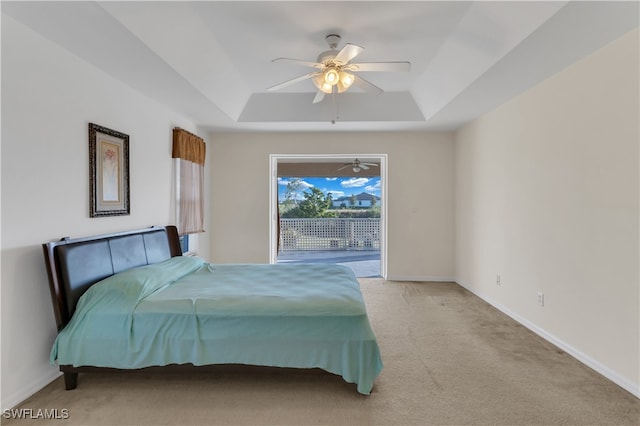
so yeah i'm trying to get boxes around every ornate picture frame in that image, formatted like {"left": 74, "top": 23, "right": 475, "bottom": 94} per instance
{"left": 89, "top": 123, "right": 130, "bottom": 217}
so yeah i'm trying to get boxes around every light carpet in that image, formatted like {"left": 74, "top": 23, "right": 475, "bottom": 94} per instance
{"left": 4, "top": 279, "right": 638, "bottom": 425}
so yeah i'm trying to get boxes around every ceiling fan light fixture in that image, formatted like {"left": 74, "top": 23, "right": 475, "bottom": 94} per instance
{"left": 268, "top": 34, "right": 411, "bottom": 103}
{"left": 337, "top": 71, "right": 355, "bottom": 93}
{"left": 340, "top": 71, "right": 354, "bottom": 88}
{"left": 312, "top": 74, "right": 333, "bottom": 94}
{"left": 324, "top": 67, "right": 340, "bottom": 85}
{"left": 353, "top": 166, "right": 361, "bottom": 173}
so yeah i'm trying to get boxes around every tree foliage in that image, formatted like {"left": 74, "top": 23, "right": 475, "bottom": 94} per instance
{"left": 279, "top": 178, "right": 305, "bottom": 214}
{"left": 335, "top": 208, "right": 380, "bottom": 218}
{"left": 282, "top": 187, "right": 336, "bottom": 218}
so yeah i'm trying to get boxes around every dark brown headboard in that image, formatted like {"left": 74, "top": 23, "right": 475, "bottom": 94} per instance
{"left": 43, "top": 226, "right": 182, "bottom": 331}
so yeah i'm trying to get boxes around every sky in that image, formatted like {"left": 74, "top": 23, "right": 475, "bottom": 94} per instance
{"left": 278, "top": 176, "right": 381, "bottom": 201}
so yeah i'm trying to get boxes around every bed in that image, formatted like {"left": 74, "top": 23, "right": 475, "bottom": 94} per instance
{"left": 43, "top": 226, "right": 382, "bottom": 395}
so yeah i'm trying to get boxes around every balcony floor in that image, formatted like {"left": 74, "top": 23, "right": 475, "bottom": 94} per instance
{"left": 277, "top": 250, "right": 381, "bottom": 278}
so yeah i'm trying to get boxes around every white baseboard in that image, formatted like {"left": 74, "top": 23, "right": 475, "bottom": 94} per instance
{"left": 455, "top": 279, "right": 640, "bottom": 399}
{"left": 385, "top": 275, "right": 455, "bottom": 282}
{"left": 1, "top": 370, "right": 62, "bottom": 412}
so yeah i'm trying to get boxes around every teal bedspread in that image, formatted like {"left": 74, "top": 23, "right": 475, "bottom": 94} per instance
{"left": 51, "top": 257, "right": 383, "bottom": 394}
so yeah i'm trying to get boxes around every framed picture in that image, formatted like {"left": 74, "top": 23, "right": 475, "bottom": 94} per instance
{"left": 89, "top": 123, "right": 130, "bottom": 217}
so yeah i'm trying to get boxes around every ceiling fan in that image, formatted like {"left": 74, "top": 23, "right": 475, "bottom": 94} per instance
{"left": 267, "top": 34, "right": 411, "bottom": 104}
{"left": 337, "top": 159, "right": 379, "bottom": 173}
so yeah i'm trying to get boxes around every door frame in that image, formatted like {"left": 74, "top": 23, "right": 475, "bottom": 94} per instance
{"left": 269, "top": 153, "right": 388, "bottom": 279}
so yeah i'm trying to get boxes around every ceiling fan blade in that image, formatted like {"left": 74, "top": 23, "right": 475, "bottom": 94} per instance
{"left": 361, "top": 162, "right": 379, "bottom": 167}
{"left": 267, "top": 72, "right": 320, "bottom": 92}
{"left": 349, "top": 61, "right": 411, "bottom": 72}
{"left": 353, "top": 74, "right": 383, "bottom": 95}
{"left": 360, "top": 164, "right": 370, "bottom": 170}
{"left": 312, "top": 90, "right": 325, "bottom": 104}
{"left": 272, "top": 58, "right": 324, "bottom": 69}
{"left": 333, "top": 43, "right": 364, "bottom": 65}
{"left": 337, "top": 164, "right": 352, "bottom": 171}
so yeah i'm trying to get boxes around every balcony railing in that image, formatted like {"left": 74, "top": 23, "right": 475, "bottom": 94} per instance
{"left": 279, "top": 218, "right": 380, "bottom": 251}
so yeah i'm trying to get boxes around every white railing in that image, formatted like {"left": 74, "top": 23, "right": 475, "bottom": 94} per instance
{"left": 279, "top": 218, "right": 380, "bottom": 251}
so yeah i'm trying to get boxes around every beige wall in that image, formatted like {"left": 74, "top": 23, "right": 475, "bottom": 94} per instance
{"left": 455, "top": 29, "right": 639, "bottom": 395}
{"left": 1, "top": 15, "right": 208, "bottom": 409}
{"left": 208, "top": 132, "right": 455, "bottom": 280}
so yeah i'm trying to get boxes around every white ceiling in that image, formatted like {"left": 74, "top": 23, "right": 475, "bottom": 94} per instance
{"left": 3, "top": 1, "right": 638, "bottom": 132}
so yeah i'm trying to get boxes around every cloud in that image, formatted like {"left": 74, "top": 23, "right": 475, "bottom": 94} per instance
{"left": 365, "top": 180, "right": 381, "bottom": 193}
{"left": 327, "top": 190, "right": 345, "bottom": 198}
{"left": 278, "top": 178, "right": 314, "bottom": 201}
{"left": 278, "top": 177, "right": 313, "bottom": 189}
{"left": 341, "top": 177, "right": 369, "bottom": 188}
{"left": 326, "top": 177, "right": 337, "bottom": 181}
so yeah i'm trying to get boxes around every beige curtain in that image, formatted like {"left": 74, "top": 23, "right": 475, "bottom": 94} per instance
{"left": 172, "top": 128, "right": 205, "bottom": 235}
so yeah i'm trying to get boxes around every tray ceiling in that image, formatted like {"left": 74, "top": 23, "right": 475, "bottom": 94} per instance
{"left": 3, "top": 1, "right": 638, "bottom": 132}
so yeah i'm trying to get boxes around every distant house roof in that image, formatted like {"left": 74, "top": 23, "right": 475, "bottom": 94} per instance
{"left": 334, "top": 192, "right": 380, "bottom": 202}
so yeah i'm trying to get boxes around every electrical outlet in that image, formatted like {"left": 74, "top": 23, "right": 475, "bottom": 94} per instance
{"left": 537, "top": 292, "right": 544, "bottom": 307}
{"left": 496, "top": 275, "right": 501, "bottom": 285}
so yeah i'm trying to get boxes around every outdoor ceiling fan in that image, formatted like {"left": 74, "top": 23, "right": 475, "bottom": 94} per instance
{"left": 338, "top": 159, "right": 379, "bottom": 173}
{"left": 267, "top": 34, "right": 411, "bottom": 104}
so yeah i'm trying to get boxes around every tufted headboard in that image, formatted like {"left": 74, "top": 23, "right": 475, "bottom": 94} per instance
{"left": 43, "top": 226, "right": 182, "bottom": 331}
